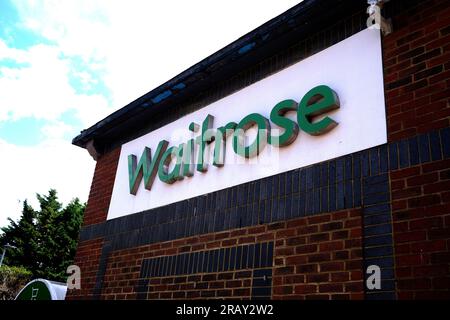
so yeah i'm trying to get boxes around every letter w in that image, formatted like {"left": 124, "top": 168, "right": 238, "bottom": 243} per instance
{"left": 128, "top": 140, "right": 169, "bottom": 195}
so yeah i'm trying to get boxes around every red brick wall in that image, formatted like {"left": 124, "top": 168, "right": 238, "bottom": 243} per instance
{"left": 101, "top": 246, "right": 142, "bottom": 300}
{"left": 390, "top": 159, "right": 450, "bottom": 299}
{"left": 98, "top": 209, "right": 363, "bottom": 300}
{"left": 66, "top": 149, "right": 119, "bottom": 300}
{"left": 272, "top": 210, "right": 363, "bottom": 300}
{"left": 384, "top": 0, "right": 450, "bottom": 142}
{"left": 66, "top": 238, "right": 104, "bottom": 300}
{"left": 82, "top": 147, "right": 120, "bottom": 226}
{"left": 383, "top": 0, "right": 450, "bottom": 300}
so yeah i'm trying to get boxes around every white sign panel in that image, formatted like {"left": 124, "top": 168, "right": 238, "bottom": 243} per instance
{"left": 107, "top": 29, "right": 386, "bottom": 220}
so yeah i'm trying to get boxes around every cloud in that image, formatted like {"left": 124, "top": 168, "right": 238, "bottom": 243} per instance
{"left": 40, "top": 120, "right": 74, "bottom": 141}
{"left": 0, "top": 39, "right": 29, "bottom": 63}
{"left": 11, "top": 0, "right": 301, "bottom": 109}
{"left": 0, "top": 137, "right": 95, "bottom": 227}
{"left": 0, "top": 32, "right": 108, "bottom": 227}
{"left": 0, "top": 40, "right": 111, "bottom": 127}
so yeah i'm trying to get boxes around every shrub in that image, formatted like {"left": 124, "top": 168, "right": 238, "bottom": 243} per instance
{"left": 0, "top": 265, "right": 32, "bottom": 300}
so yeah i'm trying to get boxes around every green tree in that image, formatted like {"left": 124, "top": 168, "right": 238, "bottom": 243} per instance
{"left": 0, "top": 200, "right": 38, "bottom": 274}
{"left": 34, "top": 189, "right": 62, "bottom": 279}
{"left": 0, "top": 189, "right": 85, "bottom": 282}
{"left": 41, "top": 197, "right": 85, "bottom": 280}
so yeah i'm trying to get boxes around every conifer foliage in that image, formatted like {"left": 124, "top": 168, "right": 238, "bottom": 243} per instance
{"left": 0, "top": 189, "right": 85, "bottom": 282}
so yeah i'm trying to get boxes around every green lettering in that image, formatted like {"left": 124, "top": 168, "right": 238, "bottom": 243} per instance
{"left": 196, "top": 115, "right": 215, "bottom": 172}
{"left": 213, "top": 122, "right": 237, "bottom": 167}
{"left": 158, "top": 144, "right": 184, "bottom": 184}
{"left": 268, "top": 99, "right": 299, "bottom": 147}
{"left": 189, "top": 122, "right": 199, "bottom": 132}
{"left": 233, "top": 113, "right": 270, "bottom": 158}
{"left": 128, "top": 140, "right": 169, "bottom": 195}
{"left": 297, "top": 85, "right": 340, "bottom": 136}
{"left": 182, "top": 139, "right": 195, "bottom": 177}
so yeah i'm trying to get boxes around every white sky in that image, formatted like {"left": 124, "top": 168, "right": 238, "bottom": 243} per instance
{"left": 0, "top": 0, "right": 301, "bottom": 228}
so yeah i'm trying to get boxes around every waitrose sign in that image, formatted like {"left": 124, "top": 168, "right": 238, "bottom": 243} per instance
{"left": 107, "top": 29, "right": 387, "bottom": 220}
{"left": 128, "top": 84, "right": 339, "bottom": 194}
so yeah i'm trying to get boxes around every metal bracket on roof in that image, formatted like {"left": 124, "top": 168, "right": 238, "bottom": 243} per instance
{"left": 86, "top": 140, "right": 100, "bottom": 161}
{"left": 366, "top": 0, "right": 393, "bottom": 36}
